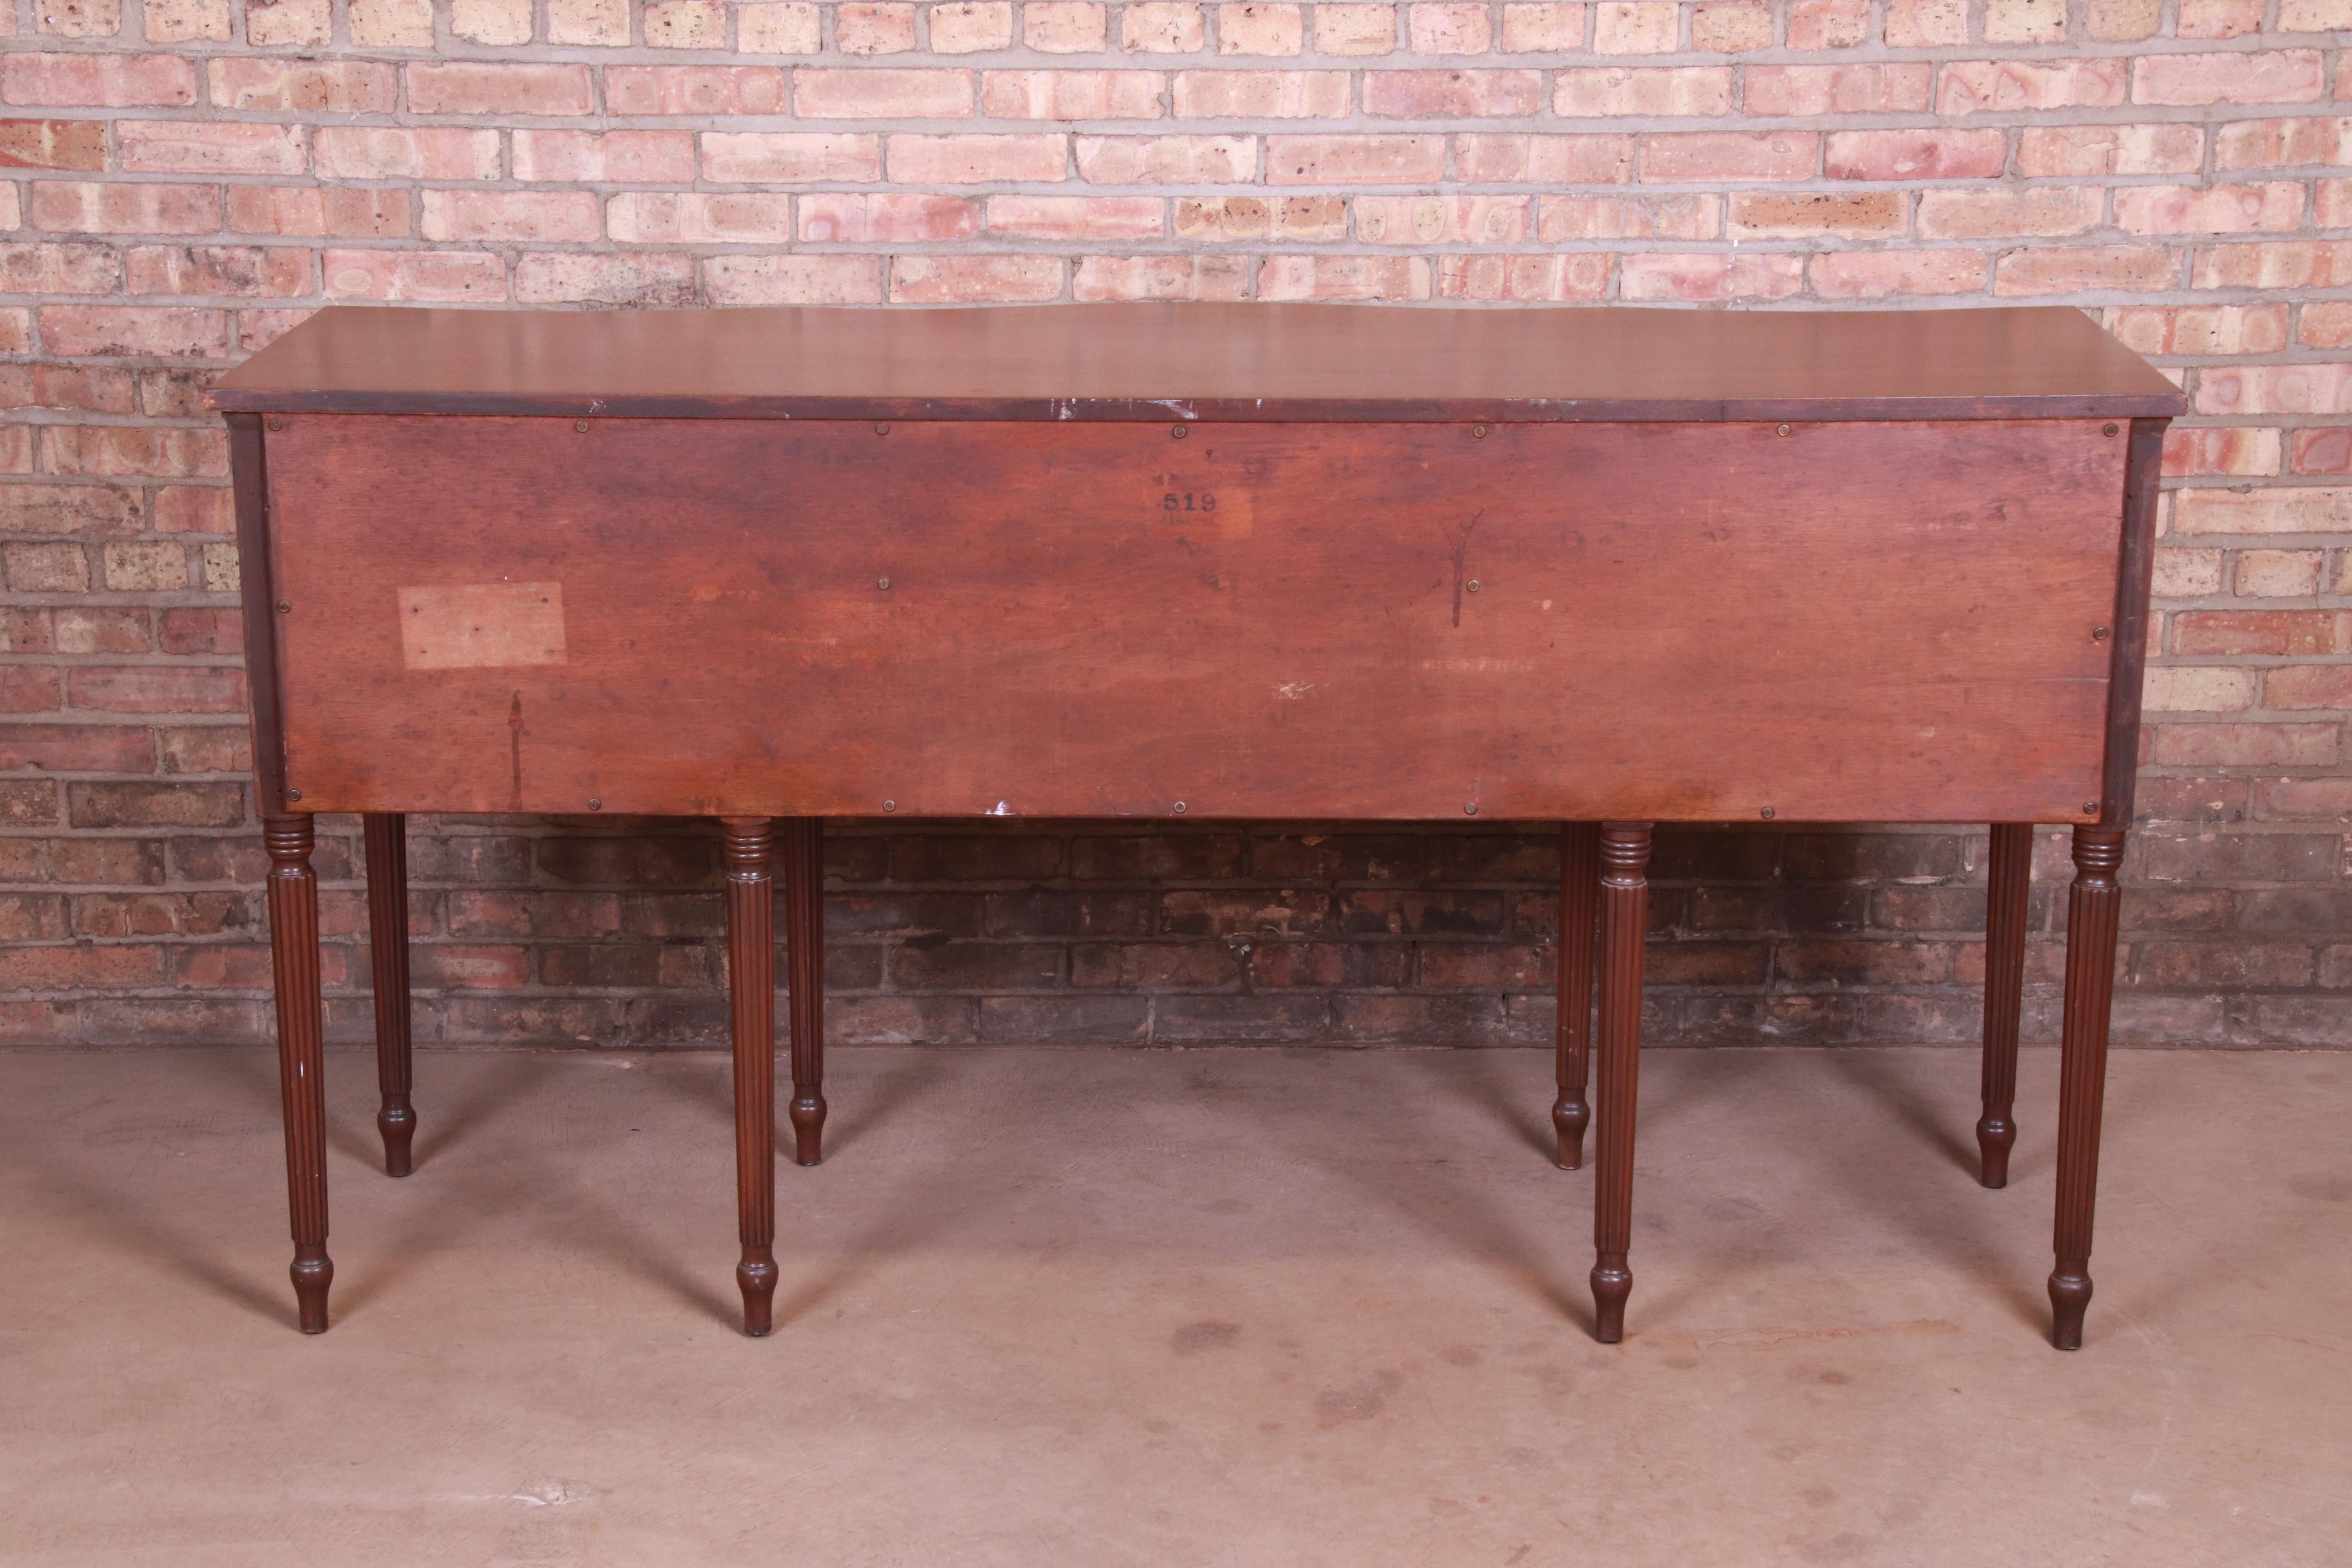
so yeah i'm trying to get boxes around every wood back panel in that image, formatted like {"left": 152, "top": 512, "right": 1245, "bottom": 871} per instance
{"left": 265, "top": 416, "right": 2126, "bottom": 823}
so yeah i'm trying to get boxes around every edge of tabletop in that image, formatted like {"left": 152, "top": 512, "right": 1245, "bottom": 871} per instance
{"left": 202, "top": 390, "right": 2190, "bottom": 421}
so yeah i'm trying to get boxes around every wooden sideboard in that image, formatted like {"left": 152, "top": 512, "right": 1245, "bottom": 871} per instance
{"left": 207, "top": 302, "right": 2183, "bottom": 1347}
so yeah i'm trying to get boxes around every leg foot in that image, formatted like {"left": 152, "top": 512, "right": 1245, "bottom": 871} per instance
{"left": 1553, "top": 822, "right": 1600, "bottom": 1171}
{"left": 724, "top": 817, "right": 780, "bottom": 1338}
{"left": 365, "top": 812, "right": 417, "bottom": 1178}
{"left": 1977, "top": 822, "right": 2031, "bottom": 1190}
{"left": 1588, "top": 823, "right": 1651, "bottom": 1342}
{"left": 782, "top": 817, "right": 828, "bottom": 1167}
{"left": 266, "top": 815, "right": 333, "bottom": 1334}
{"left": 2049, "top": 825, "right": 2125, "bottom": 1350}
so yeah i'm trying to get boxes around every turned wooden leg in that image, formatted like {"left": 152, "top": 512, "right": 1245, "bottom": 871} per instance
{"left": 781, "top": 816, "right": 828, "bottom": 1167}
{"left": 1976, "top": 822, "right": 2032, "bottom": 1190}
{"left": 265, "top": 815, "right": 333, "bottom": 1334}
{"left": 2050, "top": 825, "right": 2125, "bottom": 1351}
{"left": 1553, "top": 821, "right": 1601, "bottom": 1169}
{"left": 1590, "top": 822, "right": 1651, "bottom": 1343}
{"left": 723, "top": 817, "right": 779, "bottom": 1337}
{"left": 363, "top": 813, "right": 416, "bottom": 1178}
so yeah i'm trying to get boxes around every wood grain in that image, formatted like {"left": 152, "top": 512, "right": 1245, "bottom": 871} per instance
{"left": 265, "top": 415, "right": 2127, "bottom": 825}
{"left": 208, "top": 303, "right": 2185, "bottom": 424}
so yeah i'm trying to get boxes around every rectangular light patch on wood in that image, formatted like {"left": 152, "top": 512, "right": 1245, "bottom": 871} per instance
{"left": 398, "top": 583, "right": 566, "bottom": 670}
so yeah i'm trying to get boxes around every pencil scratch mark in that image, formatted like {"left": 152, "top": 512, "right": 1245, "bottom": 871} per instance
{"left": 1448, "top": 512, "right": 1482, "bottom": 629}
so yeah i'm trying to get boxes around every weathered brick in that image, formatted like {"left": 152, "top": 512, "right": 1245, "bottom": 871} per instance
{"left": 984, "top": 69, "right": 1164, "bottom": 118}
{"left": 737, "top": 2, "right": 822, "bottom": 51}
{"left": 702, "top": 254, "right": 883, "bottom": 303}
{"left": 796, "top": 67, "right": 970, "bottom": 116}
{"left": 888, "top": 133, "right": 1067, "bottom": 183}
{"left": 407, "top": 62, "right": 595, "bottom": 116}
{"left": 2134, "top": 52, "right": 2325, "bottom": 108}
{"left": 2, "top": 53, "right": 195, "bottom": 107}
{"left": 1917, "top": 186, "right": 2101, "bottom": 240}
{"left": 1173, "top": 70, "right": 1345, "bottom": 118}
{"left": 1937, "top": 59, "right": 2126, "bottom": 116}
{"left": 803, "top": 192, "right": 981, "bottom": 241}
{"left": 208, "top": 58, "right": 395, "bottom": 113}
{"left": 1314, "top": 2, "right": 1395, "bottom": 53}
{"left": 1365, "top": 69, "right": 1542, "bottom": 117}
{"left": 1592, "top": 1, "right": 1674, "bottom": 52}
{"left": 1538, "top": 192, "right": 1716, "bottom": 240}
{"left": 1993, "top": 245, "right": 2176, "bottom": 297}
{"left": 0, "top": 119, "right": 106, "bottom": 169}
{"left": 1622, "top": 250, "right": 1804, "bottom": 301}
{"left": 989, "top": 194, "right": 1163, "bottom": 238}
{"left": 1220, "top": 2, "right": 1302, "bottom": 54}
{"left": 1885, "top": 0, "right": 1965, "bottom": 45}
{"left": 31, "top": 181, "right": 217, "bottom": 235}
{"left": 513, "top": 131, "right": 696, "bottom": 184}
{"left": 323, "top": 249, "right": 508, "bottom": 303}
{"left": 1730, "top": 192, "right": 1901, "bottom": 240}
{"left": 890, "top": 254, "right": 1062, "bottom": 300}
{"left": 1457, "top": 133, "right": 1635, "bottom": 183}
{"left": 1268, "top": 134, "right": 1442, "bottom": 183}
{"left": 421, "top": 190, "right": 601, "bottom": 244}
{"left": 1124, "top": 2, "right": 1205, "bottom": 52}
{"left": 1555, "top": 67, "right": 1730, "bottom": 117}
{"left": 930, "top": 0, "right": 1014, "bottom": 50}
{"left": 2115, "top": 184, "right": 2305, "bottom": 237}
{"left": 1503, "top": 2, "right": 1590, "bottom": 51}
{"left": 1025, "top": 1, "right": 1107, "bottom": 51}
{"left": 1356, "top": 194, "right": 1526, "bottom": 244}
{"left": 1640, "top": 132, "right": 1818, "bottom": 183}
{"left": 702, "top": 132, "right": 881, "bottom": 183}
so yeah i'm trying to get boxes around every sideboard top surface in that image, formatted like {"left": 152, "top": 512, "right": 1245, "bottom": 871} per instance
{"left": 207, "top": 302, "right": 2184, "bottom": 423}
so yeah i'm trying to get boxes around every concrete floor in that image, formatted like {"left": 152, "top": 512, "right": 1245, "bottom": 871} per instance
{"left": 0, "top": 1045, "right": 2345, "bottom": 1567}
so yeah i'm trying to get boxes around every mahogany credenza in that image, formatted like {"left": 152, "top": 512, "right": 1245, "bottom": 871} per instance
{"left": 207, "top": 301, "right": 2183, "bottom": 1347}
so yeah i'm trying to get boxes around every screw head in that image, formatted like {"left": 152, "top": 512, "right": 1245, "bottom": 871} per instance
{"left": 276, "top": 600, "right": 291, "bottom": 613}
{"left": 2083, "top": 801, "right": 2100, "bottom": 816}
{"left": 2092, "top": 625, "right": 2111, "bottom": 641}
{"left": 1776, "top": 424, "right": 1792, "bottom": 437}
{"left": 285, "top": 788, "right": 300, "bottom": 802}
{"left": 1760, "top": 806, "right": 1776, "bottom": 820}
{"left": 2103, "top": 424, "right": 2120, "bottom": 437}
{"left": 1171, "top": 425, "right": 1188, "bottom": 439}
{"left": 875, "top": 422, "right": 890, "bottom": 435}
{"left": 1464, "top": 802, "right": 1479, "bottom": 816}
{"left": 588, "top": 798, "right": 602, "bottom": 811}
{"left": 877, "top": 577, "right": 891, "bottom": 590}
{"left": 1465, "top": 579, "right": 1481, "bottom": 593}
{"left": 266, "top": 416, "right": 283, "bottom": 432}
{"left": 1172, "top": 801, "right": 1187, "bottom": 814}
{"left": 574, "top": 420, "right": 590, "bottom": 433}
{"left": 1472, "top": 425, "right": 1488, "bottom": 439}
{"left": 882, "top": 800, "right": 896, "bottom": 813}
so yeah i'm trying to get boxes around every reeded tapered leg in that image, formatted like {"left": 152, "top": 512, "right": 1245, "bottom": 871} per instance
{"left": 1589, "top": 822, "right": 1651, "bottom": 1343}
{"left": 724, "top": 818, "right": 779, "bottom": 1336}
{"left": 363, "top": 813, "right": 416, "bottom": 1178}
{"left": 2049, "top": 826, "right": 2125, "bottom": 1351}
{"left": 1976, "top": 822, "right": 2032, "bottom": 1189}
{"left": 781, "top": 816, "right": 828, "bottom": 1167}
{"left": 265, "top": 815, "right": 333, "bottom": 1334}
{"left": 1553, "top": 822, "right": 1601, "bottom": 1169}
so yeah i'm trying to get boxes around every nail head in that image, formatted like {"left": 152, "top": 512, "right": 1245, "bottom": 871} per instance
{"left": 574, "top": 420, "right": 590, "bottom": 433}
{"left": 875, "top": 422, "right": 890, "bottom": 435}
{"left": 2083, "top": 801, "right": 2100, "bottom": 815}
{"left": 1760, "top": 806, "right": 1776, "bottom": 820}
{"left": 1776, "top": 424, "right": 1792, "bottom": 437}
{"left": 285, "top": 788, "right": 300, "bottom": 802}
{"left": 1173, "top": 801, "right": 1187, "bottom": 813}
{"left": 2092, "top": 625, "right": 2111, "bottom": 641}
{"left": 1171, "top": 425, "right": 1188, "bottom": 439}
{"left": 276, "top": 601, "right": 291, "bottom": 613}
{"left": 882, "top": 800, "right": 896, "bottom": 813}
{"left": 878, "top": 577, "right": 891, "bottom": 590}
{"left": 1466, "top": 579, "right": 1481, "bottom": 592}
{"left": 2103, "top": 424, "right": 2120, "bottom": 437}
{"left": 1472, "top": 425, "right": 1488, "bottom": 439}
{"left": 588, "top": 799, "right": 601, "bottom": 811}
{"left": 266, "top": 416, "right": 283, "bottom": 432}
{"left": 1464, "top": 802, "right": 1478, "bottom": 816}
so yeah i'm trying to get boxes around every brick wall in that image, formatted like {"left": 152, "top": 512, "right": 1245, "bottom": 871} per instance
{"left": 2, "top": 0, "right": 2348, "bottom": 1051}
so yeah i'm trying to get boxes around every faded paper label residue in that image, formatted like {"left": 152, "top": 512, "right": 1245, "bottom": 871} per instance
{"left": 399, "top": 583, "right": 566, "bottom": 670}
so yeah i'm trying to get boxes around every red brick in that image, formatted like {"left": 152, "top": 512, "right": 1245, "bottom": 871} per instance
{"left": 117, "top": 121, "right": 301, "bottom": 177}
{"left": 421, "top": 190, "right": 601, "bottom": 244}
{"left": 1592, "top": 0, "right": 1673, "bottom": 51}
{"left": 887, "top": 134, "right": 1067, "bottom": 183}
{"left": 1267, "top": 134, "right": 1444, "bottom": 184}
{"left": 0, "top": 239, "right": 120, "bottom": 293}
{"left": 1916, "top": 186, "right": 2100, "bottom": 240}
{"left": 1787, "top": 0, "right": 1869, "bottom": 47}
{"left": 315, "top": 127, "right": 501, "bottom": 182}
{"left": 702, "top": 254, "right": 884, "bottom": 304}
{"left": 889, "top": 254, "right": 1062, "bottom": 301}
{"left": 838, "top": 2, "right": 917, "bottom": 52}
{"left": 796, "top": 68, "right": 971, "bottom": 117}
{"left": 606, "top": 192, "right": 791, "bottom": 243}
{"left": 1537, "top": 192, "right": 1716, "bottom": 240}
{"left": 1824, "top": 129, "right": 2006, "bottom": 181}
{"left": 407, "top": 62, "right": 595, "bottom": 116}
{"left": 2134, "top": 51, "right": 2325, "bottom": 107}
{"left": 1315, "top": 1, "right": 1396, "bottom": 53}
{"left": 0, "top": 53, "right": 196, "bottom": 107}
{"left": 988, "top": 194, "right": 1163, "bottom": 238}
{"left": 2018, "top": 123, "right": 2203, "bottom": 176}
{"left": 2106, "top": 303, "right": 2288, "bottom": 356}
{"left": 1553, "top": 67, "right": 1730, "bottom": 117}
{"left": 0, "top": 118, "right": 106, "bottom": 170}
{"left": 44, "top": 425, "right": 226, "bottom": 477}
{"left": 1072, "top": 254, "right": 1249, "bottom": 299}
{"left": 2214, "top": 115, "right": 2352, "bottom": 169}
{"left": 1355, "top": 194, "right": 1527, "bottom": 244}
{"left": 2195, "top": 364, "right": 2352, "bottom": 416}
{"left": 1172, "top": 193, "right": 1343, "bottom": 239}
{"left": 322, "top": 249, "right": 508, "bottom": 303}
{"left": 125, "top": 246, "right": 310, "bottom": 298}
{"left": 1622, "top": 251, "right": 1804, "bottom": 301}
{"left": 1938, "top": 59, "right": 2125, "bottom": 115}
{"left": 1362, "top": 70, "right": 1543, "bottom": 118}
{"left": 0, "top": 482, "right": 141, "bottom": 532}
{"left": 38, "top": 305, "right": 227, "bottom": 358}
{"left": 1026, "top": 0, "right": 1108, "bottom": 50}
{"left": 2114, "top": 183, "right": 2303, "bottom": 236}
{"left": 30, "top": 181, "right": 218, "bottom": 235}
{"left": 67, "top": 664, "right": 245, "bottom": 713}
{"left": 2289, "top": 427, "right": 2352, "bottom": 473}
{"left": 1730, "top": 192, "right": 1901, "bottom": 239}
{"left": 513, "top": 130, "right": 696, "bottom": 184}
{"left": 1436, "top": 253, "right": 1613, "bottom": 300}
{"left": 2173, "top": 612, "right": 2342, "bottom": 657}
{"left": 1639, "top": 132, "right": 1818, "bottom": 183}
{"left": 701, "top": 132, "right": 881, "bottom": 183}
{"left": 206, "top": 58, "right": 394, "bottom": 113}
{"left": 982, "top": 70, "right": 1164, "bottom": 119}
{"left": 2171, "top": 485, "right": 2352, "bottom": 534}
{"left": 0, "top": 668, "right": 62, "bottom": 713}
{"left": 0, "top": 724, "right": 152, "bottom": 772}
{"left": 801, "top": 193, "right": 981, "bottom": 241}
{"left": 2177, "top": 0, "right": 2264, "bottom": 36}
{"left": 225, "top": 186, "right": 413, "bottom": 239}
{"left": 2160, "top": 426, "right": 2281, "bottom": 478}
{"left": 0, "top": 945, "right": 168, "bottom": 992}
{"left": 1223, "top": 1, "right": 1305, "bottom": 53}
{"left": 515, "top": 253, "right": 697, "bottom": 305}
{"left": 1993, "top": 245, "right": 2176, "bottom": 296}
{"left": 156, "top": 607, "right": 243, "bottom": 655}
{"left": 1457, "top": 134, "right": 1633, "bottom": 183}
{"left": 2152, "top": 722, "right": 2339, "bottom": 766}
{"left": 1259, "top": 254, "right": 1430, "bottom": 300}
{"left": 1172, "top": 70, "right": 1347, "bottom": 118}
{"left": 930, "top": 0, "right": 1015, "bottom": 51}
{"left": 607, "top": 66, "right": 791, "bottom": 116}
{"left": 1744, "top": 64, "right": 1929, "bottom": 116}
{"left": 1501, "top": 1, "right": 1590, "bottom": 50}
